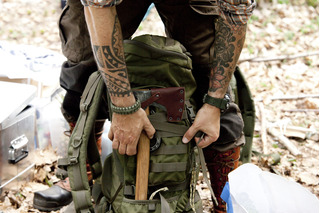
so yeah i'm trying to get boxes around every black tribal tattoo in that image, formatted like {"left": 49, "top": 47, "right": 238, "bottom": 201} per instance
{"left": 209, "top": 17, "right": 247, "bottom": 93}
{"left": 92, "top": 15, "right": 131, "bottom": 97}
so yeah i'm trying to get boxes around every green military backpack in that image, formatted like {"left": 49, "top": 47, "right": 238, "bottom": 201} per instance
{"left": 59, "top": 34, "right": 255, "bottom": 212}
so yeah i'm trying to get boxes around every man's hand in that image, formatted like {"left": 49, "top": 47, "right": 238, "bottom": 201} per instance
{"left": 182, "top": 104, "right": 220, "bottom": 148}
{"left": 108, "top": 108, "right": 155, "bottom": 156}
{"left": 84, "top": 6, "right": 156, "bottom": 156}
{"left": 182, "top": 16, "right": 247, "bottom": 148}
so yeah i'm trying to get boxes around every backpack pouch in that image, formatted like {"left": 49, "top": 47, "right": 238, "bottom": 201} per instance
{"left": 117, "top": 190, "right": 203, "bottom": 213}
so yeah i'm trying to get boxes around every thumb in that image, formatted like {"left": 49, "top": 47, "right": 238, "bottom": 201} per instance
{"left": 183, "top": 124, "right": 198, "bottom": 144}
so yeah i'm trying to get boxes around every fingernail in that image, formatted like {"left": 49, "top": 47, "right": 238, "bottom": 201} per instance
{"left": 182, "top": 137, "right": 188, "bottom": 143}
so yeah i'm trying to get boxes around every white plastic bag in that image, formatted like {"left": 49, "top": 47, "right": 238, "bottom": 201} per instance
{"left": 222, "top": 163, "right": 319, "bottom": 213}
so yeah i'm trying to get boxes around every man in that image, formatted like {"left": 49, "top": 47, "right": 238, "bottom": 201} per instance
{"left": 34, "top": 0, "right": 255, "bottom": 212}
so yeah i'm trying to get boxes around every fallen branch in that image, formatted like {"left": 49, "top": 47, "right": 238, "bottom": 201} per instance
{"left": 273, "top": 126, "right": 306, "bottom": 140}
{"left": 238, "top": 51, "right": 318, "bottom": 63}
{"left": 267, "top": 127, "right": 302, "bottom": 156}
{"left": 284, "top": 125, "right": 317, "bottom": 133}
{"left": 281, "top": 109, "right": 319, "bottom": 113}
{"left": 255, "top": 94, "right": 319, "bottom": 102}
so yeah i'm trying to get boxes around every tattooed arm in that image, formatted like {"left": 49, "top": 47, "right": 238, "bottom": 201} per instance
{"left": 84, "top": 6, "right": 155, "bottom": 155}
{"left": 183, "top": 16, "right": 247, "bottom": 148}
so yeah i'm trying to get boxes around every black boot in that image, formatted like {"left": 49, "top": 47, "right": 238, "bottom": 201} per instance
{"left": 33, "top": 184, "right": 72, "bottom": 212}
{"left": 33, "top": 119, "right": 105, "bottom": 211}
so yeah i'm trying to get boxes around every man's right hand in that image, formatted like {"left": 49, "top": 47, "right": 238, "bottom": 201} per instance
{"left": 108, "top": 108, "right": 155, "bottom": 156}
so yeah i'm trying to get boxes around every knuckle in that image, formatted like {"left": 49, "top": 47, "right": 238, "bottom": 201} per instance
{"left": 126, "top": 148, "right": 136, "bottom": 156}
{"left": 125, "top": 135, "right": 135, "bottom": 145}
{"left": 212, "top": 133, "right": 219, "bottom": 142}
{"left": 192, "top": 122, "right": 202, "bottom": 130}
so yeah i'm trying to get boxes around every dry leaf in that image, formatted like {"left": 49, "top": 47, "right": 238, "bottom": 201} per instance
{"left": 34, "top": 168, "right": 47, "bottom": 183}
{"left": 297, "top": 172, "right": 319, "bottom": 186}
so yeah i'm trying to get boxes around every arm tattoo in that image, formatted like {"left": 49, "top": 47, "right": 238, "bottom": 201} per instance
{"left": 209, "top": 18, "right": 247, "bottom": 93}
{"left": 92, "top": 15, "right": 131, "bottom": 97}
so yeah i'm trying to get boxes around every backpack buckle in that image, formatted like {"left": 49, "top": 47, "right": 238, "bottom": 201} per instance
{"left": 185, "top": 102, "right": 196, "bottom": 123}
{"left": 69, "top": 156, "right": 78, "bottom": 165}
{"left": 80, "top": 103, "right": 88, "bottom": 112}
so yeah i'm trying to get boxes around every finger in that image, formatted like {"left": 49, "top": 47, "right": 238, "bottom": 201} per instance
{"left": 112, "top": 137, "right": 119, "bottom": 150}
{"left": 111, "top": 129, "right": 122, "bottom": 150}
{"left": 108, "top": 127, "right": 114, "bottom": 141}
{"left": 124, "top": 135, "right": 137, "bottom": 156}
{"left": 143, "top": 120, "right": 155, "bottom": 139}
{"left": 182, "top": 125, "right": 198, "bottom": 144}
{"left": 126, "top": 142, "right": 137, "bottom": 156}
{"left": 198, "top": 134, "right": 218, "bottom": 148}
{"left": 196, "top": 135, "right": 208, "bottom": 148}
{"left": 118, "top": 143, "right": 127, "bottom": 155}
{"left": 129, "top": 133, "right": 141, "bottom": 156}
{"left": 117, "top": 131, "right": 130, "bottom": 155}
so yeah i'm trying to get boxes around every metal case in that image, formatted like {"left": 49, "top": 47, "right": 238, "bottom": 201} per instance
{"left": 0, "top": 81, "right": 37, "bottom": 194}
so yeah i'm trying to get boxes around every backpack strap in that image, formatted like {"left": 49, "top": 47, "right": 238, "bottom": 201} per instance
{"left": 67, "top": 71, "right": 105, "bottom": 212}
{"left": 197, "top": 147, "right": 218, "bottom": 206}
{"left": 234, "top": 66, "right": 256, "bottom": 163}
{"left": 184, "top": 101, "right": 219, "bottom": 208}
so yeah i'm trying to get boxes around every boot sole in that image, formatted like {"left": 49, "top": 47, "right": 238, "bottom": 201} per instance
{"left": 33, "top": 198, "right": 72, "bottom": 212}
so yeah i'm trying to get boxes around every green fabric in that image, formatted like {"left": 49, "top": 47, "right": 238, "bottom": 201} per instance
{"left": 234, "top": 66, "right": 256, "bottom": 163}
{"left": 67, "top": 72, "right": 105, "bottom": 212}
{"left": 124, "top": 35, "right": 196, "bottom": 101}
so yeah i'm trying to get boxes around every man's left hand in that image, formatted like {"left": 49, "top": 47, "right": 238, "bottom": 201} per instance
{"left": 182, "top": 104, "right": 220, "bottom": 148}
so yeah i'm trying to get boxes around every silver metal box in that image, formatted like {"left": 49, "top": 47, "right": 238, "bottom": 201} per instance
{"left": 0, "top": 81, "right": 37, "bottom": 194}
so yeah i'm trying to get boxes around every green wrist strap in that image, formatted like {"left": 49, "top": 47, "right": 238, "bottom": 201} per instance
{"left": 203, "top": 94, "right": 230, "bottom": 110}
{"left": 110, "top": 99, "right": 141, "bottom": 115}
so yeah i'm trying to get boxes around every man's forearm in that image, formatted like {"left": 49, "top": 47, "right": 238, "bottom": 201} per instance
{"left": 84, "top": 6, "right": 135, "bottom": 107}
{"left": 209, "top": 16, "right": 247, "bottom": 98}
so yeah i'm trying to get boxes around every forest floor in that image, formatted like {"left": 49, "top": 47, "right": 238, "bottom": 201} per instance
{"left": 0, "top": 0, "right": 319, "bottom": 212}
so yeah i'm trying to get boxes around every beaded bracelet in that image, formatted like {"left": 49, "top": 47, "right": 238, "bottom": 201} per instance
{"left": 110, "top": 99, "right": 141, "bottom": 115}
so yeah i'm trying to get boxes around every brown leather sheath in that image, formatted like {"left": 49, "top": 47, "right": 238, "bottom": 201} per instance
{"left": 140, "top": 87, "right": 185, "bottom": 122}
